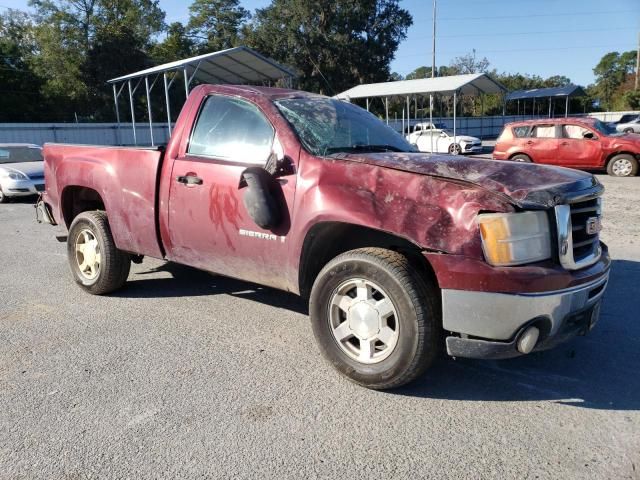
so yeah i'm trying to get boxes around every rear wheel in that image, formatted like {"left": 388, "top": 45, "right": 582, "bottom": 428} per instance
{"left": 67, "top": 211, "right": 131, "bottom": 295}
{"left": 607, "top": 154, "right": 638, "bottom": 177}
{"left": 309, "top": 248, "right": 440, "bottom": 390}
{"left": 511, "top": 154, "right": 532, "bottom": 163}
{"left": 0, "top": 187, "right": 7, "bottom": 203}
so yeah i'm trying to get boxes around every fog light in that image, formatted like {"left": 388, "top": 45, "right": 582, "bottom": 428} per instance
{"left": 517, "top": 326, "right": 540, "bottom": 354}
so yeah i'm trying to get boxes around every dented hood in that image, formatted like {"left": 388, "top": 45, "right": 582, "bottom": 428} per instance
{"left": 336, "top": 152, "right": 602, "bottom": 208}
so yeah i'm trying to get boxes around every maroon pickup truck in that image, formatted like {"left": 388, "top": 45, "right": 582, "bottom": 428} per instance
{"left": 38, "top": 85, "right": 610, "bottom": 389}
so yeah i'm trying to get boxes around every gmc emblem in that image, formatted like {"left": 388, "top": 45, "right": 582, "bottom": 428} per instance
{"left": 585, "top": 217, "right": 602, "bottom": 235}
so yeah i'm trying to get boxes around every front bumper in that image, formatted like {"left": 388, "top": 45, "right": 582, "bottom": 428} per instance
{"left": 463, "top": 144, "right": 483, "bottom": 154}
{"left": 0, "top": 177, "right": 44, "bottom": 197}
{"left": 442, "top": 269, "right": 609, "bottom": 359}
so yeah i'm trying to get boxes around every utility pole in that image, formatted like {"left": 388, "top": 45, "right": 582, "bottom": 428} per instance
{"left": 430, "top": 0, "right": 436, "bottom": 154}
{"left": 636, "top": 30, "right": 639, "bottom": 90}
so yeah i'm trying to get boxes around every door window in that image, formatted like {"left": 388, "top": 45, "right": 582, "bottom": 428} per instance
{"left": 531, "top": 125, "right": 556, "bottom": 138}
{"left": 562, "top": 124, "right": 592, "bottom": 139}
{"left": 188, "top": 95, "right": 274, "bottom": 163}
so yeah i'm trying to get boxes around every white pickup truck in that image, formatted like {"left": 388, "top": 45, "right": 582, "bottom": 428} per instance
{"left": 406, "top": 122, "right": 482, "bottom": 155}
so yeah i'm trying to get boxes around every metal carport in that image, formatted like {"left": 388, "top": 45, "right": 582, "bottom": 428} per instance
{"left": 335, "top": 73, "right": 506, "bottom": 152}
{"left": 505, "top": 85, "right": 586, "bottom": 118}
{"left": 107, "top": 46, "right": 297, "bottom": 146}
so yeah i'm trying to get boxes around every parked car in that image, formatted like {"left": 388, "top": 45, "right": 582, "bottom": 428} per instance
{"left": 0, "top": 143, "right": 44, "bottom": 203}
{"left": 37, "top": 85, "right": 609, "bottom": 389}
{"left": 407, "top": 122, "right": 482, "bottom": 155}
{"left": 493, "top": 118, "right": 640, "bottom": 177}
{"left": 614, "top": 114, "right": 640, "bottom": 134}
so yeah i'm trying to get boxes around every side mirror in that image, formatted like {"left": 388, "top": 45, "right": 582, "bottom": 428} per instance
{"left": 440, "top": 132, "right": 446, "bottom": 138}
{"left": 240, "top": 167, "right": 281, "bottom": 230}
{"left": 583, "top": 132, "right": 596, "bottom": 140}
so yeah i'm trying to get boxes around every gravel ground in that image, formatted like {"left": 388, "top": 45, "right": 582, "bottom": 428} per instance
{"left": 1, "top": 174, "right": 639, "bottom": 479}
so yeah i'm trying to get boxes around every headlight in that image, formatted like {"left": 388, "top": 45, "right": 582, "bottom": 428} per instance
{"left": 0, "top": 169, "right": 27, "bottom": 180}
{"left": 477, "top": 211, "right": 551, "bottom": 266}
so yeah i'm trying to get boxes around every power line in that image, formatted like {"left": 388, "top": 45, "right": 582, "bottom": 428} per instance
{"left": 433, "top": 27, "right": 637, "bottom": 39}
{"left": 413, "top": 9, "right": 640, "bottom": 22}
{"left": 396, "top": 44, "right": 637, "bottom": 59}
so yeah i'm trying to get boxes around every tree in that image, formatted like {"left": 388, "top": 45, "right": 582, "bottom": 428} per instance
{"left": 450, "top": 49, "right": 490, "bottom": 74}
{"left": 245, "top": 0, "right": 412, "bottom": 95}
{"left": 152, "top": 22, "right": 196, "bottom": 63}
{"left": 28, "top": 0, "right": 165, "bottom": 120}
{"left": 592, "top": 50, "right": 637, "bottom": 110}
{"left": 0, "top": 10, "right": 44, "bottom": 121}
{"left": 187, "top": 0, "right": 249, "bottom": 53}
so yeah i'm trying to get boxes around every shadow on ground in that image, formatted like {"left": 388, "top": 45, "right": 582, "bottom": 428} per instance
{"left": 396, "top": 259, "right": 640, "bottom": 410}
{"left": 117, "top": 261, "right": 308, "bottom": 315}
{"left": 118, "top": 258, "right": 638, "bottom": 410}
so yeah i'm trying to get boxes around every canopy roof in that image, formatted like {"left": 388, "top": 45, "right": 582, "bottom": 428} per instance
{"left": 108, "top": 46, "right": 297, "bottom": 86}
{"left": 335, "top": 73, "right": 506, "bottom": 100}
{"left": 505, "top": 85, "right": 585, "bottom": 101}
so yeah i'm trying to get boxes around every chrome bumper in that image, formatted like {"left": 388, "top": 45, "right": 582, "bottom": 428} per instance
{"left": 442, "top": 272, "right": 609, "bottom": 359}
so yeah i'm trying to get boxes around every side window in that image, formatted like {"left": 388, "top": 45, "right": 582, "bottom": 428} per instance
{"left": 414, "top": 125, "right": 422, "bottom": 132}
{"left": 531, "top": 125, "right": 556, "bottom": 138}
{"left": 512, "top": 126, "right": 530, "bottom": 138}
{"left": 563, "top": 124, "right": 591, "bottom": 139}
{"left": 188, "top": 95, "right": 274, "bottom": 163}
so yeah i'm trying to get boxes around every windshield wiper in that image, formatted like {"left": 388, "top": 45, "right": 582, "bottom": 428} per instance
{"left": 325, "top": 144, "right": 407, "bottom": 155}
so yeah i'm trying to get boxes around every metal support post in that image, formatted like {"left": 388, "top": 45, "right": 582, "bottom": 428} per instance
{"left": 164, "top": 73, "right": 172, "bottom": 136}
{"left": 128, "top": 80, "right": 137, "bottom": 146}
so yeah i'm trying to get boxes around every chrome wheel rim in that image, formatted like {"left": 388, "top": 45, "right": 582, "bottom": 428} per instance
{"left": 449, "top": 144, "right": 460, "bottom": 155}
{"left": 612, "top": 158, "right": 633, "bottom": 176}
{"left": 328, "top": 278, "right": 399, "bottom": 364}
{"left": 75, "top": 229, "right": 101, "bottom": 280}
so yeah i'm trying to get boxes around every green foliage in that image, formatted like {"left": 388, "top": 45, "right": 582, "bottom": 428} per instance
{"left": 244, "top": 0, "right": 412, "bottom": 95}
{"left": 592, "top": 50, "right": 637, "bottom": 110}
{"left": 187, "top": 0, "right": 249, "bottom": 53}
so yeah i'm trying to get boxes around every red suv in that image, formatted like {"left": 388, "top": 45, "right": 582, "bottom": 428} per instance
{"left": 493, "top": 118, "right": 640, "bottom": 177}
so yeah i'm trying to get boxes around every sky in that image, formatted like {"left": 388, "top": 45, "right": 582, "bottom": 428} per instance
{"left": 2, "top": 0, "right": 639, "bottom": 86}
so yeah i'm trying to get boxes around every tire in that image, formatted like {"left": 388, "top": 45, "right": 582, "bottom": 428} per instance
{"left": 448, "top": 143, "right": 461, "bottom": 155}
{"left": 67, "top": 211, "right": 131, "bottom": 295}
{"left": 0, "top": 187, "right": 7, "bottom": 203}
{"left": 623, "top": 128, "right": 634, "bottom": 134}
{"left": 607, "top": 154, "right": 638, "bottom": 177}
{"left": 511, "top": 154, "right": 532, "bottom": 163}
{"left": 309, "top": 248, "right": 440, "bottom": 390}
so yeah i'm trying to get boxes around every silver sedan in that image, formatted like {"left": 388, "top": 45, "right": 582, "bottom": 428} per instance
{"left": 615, "top": 114, "right": 640, "bottom": 134}
{"left": 0, "top": 144, "right": 45, "bottom": 203}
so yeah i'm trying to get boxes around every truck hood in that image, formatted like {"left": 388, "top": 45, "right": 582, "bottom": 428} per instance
{"left": 336, "top": 152, "right": 602, "bottom": 208}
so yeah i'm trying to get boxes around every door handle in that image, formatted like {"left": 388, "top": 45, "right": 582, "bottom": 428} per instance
{"left": 526, "top": 140, "right": 534, "bottom": 145}
{"left": 176, "top": 175, "right": 203, "bottom": 185}
{"left": 561, "top": 141, "right": 569, "bottom": 146}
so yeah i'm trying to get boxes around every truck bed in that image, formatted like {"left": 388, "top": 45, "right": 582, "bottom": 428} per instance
{"left": 42, "top": 143, "right": 165, "bottom": 259}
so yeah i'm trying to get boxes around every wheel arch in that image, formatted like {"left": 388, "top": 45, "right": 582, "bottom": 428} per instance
{"left": 508, "top": 152, "right": 532, "bottom": 161}
{"left": 298, "top": 221, "right": 438, "bottom": 299}
{"left": 60, "top": 185, "right": 106, "bottom": 229}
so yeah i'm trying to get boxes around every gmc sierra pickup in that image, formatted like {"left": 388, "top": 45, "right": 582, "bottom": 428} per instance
{"left": 37, "top": 84, "right": 610, "bottom": 389}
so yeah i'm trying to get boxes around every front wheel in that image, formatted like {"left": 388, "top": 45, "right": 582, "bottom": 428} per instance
{"left": 0, "top": 187, "right": 8, "bottom": 203}
{"left": 511, "top": 154, "right": 532, "bottom": 163}
{"left": 67, "top": 211, "right": 131, "bottom": 295}
{"left": 623, "top": 128, "right": 634, "bottom": 134}
{"left": 309, "top": 248, "right": 440, "bottom": 390}
{"left": 448, "top": 143, "right": 461, "bottom": 155}
{"left": 607, "top": 154, "right": 638, "bottom": 177}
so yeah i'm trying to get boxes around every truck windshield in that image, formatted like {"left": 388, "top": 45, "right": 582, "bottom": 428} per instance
{"left": 275, "top": 97, "right": 415, "bottom": 156}
{"left": 0, "top": 146, "right": 43, "bottom": 164}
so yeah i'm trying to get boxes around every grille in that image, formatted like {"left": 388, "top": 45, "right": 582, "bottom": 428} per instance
{"left": 569, "top": 198, "right": 601, "bottom": 261}
{"left": 554, "top": 197, "right": 602, "bottom": 270}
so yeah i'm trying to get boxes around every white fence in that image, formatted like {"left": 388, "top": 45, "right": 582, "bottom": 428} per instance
{"left": 1, "top": 111, "right": 637, "bottom": 146}
{"left": 0, "top": 123, "right": 172, "bottom": 146}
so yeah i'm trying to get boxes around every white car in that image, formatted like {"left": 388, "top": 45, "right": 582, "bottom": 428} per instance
{"left": 406, "top": 123, "right": 482, "bottom": 155}
{"left": 0, "top": 144, "right": 45, "bottom": 203}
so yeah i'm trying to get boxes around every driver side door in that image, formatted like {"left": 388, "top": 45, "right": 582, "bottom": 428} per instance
{"left": 166, "top": 94, "right": 296, "bottom": 290}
